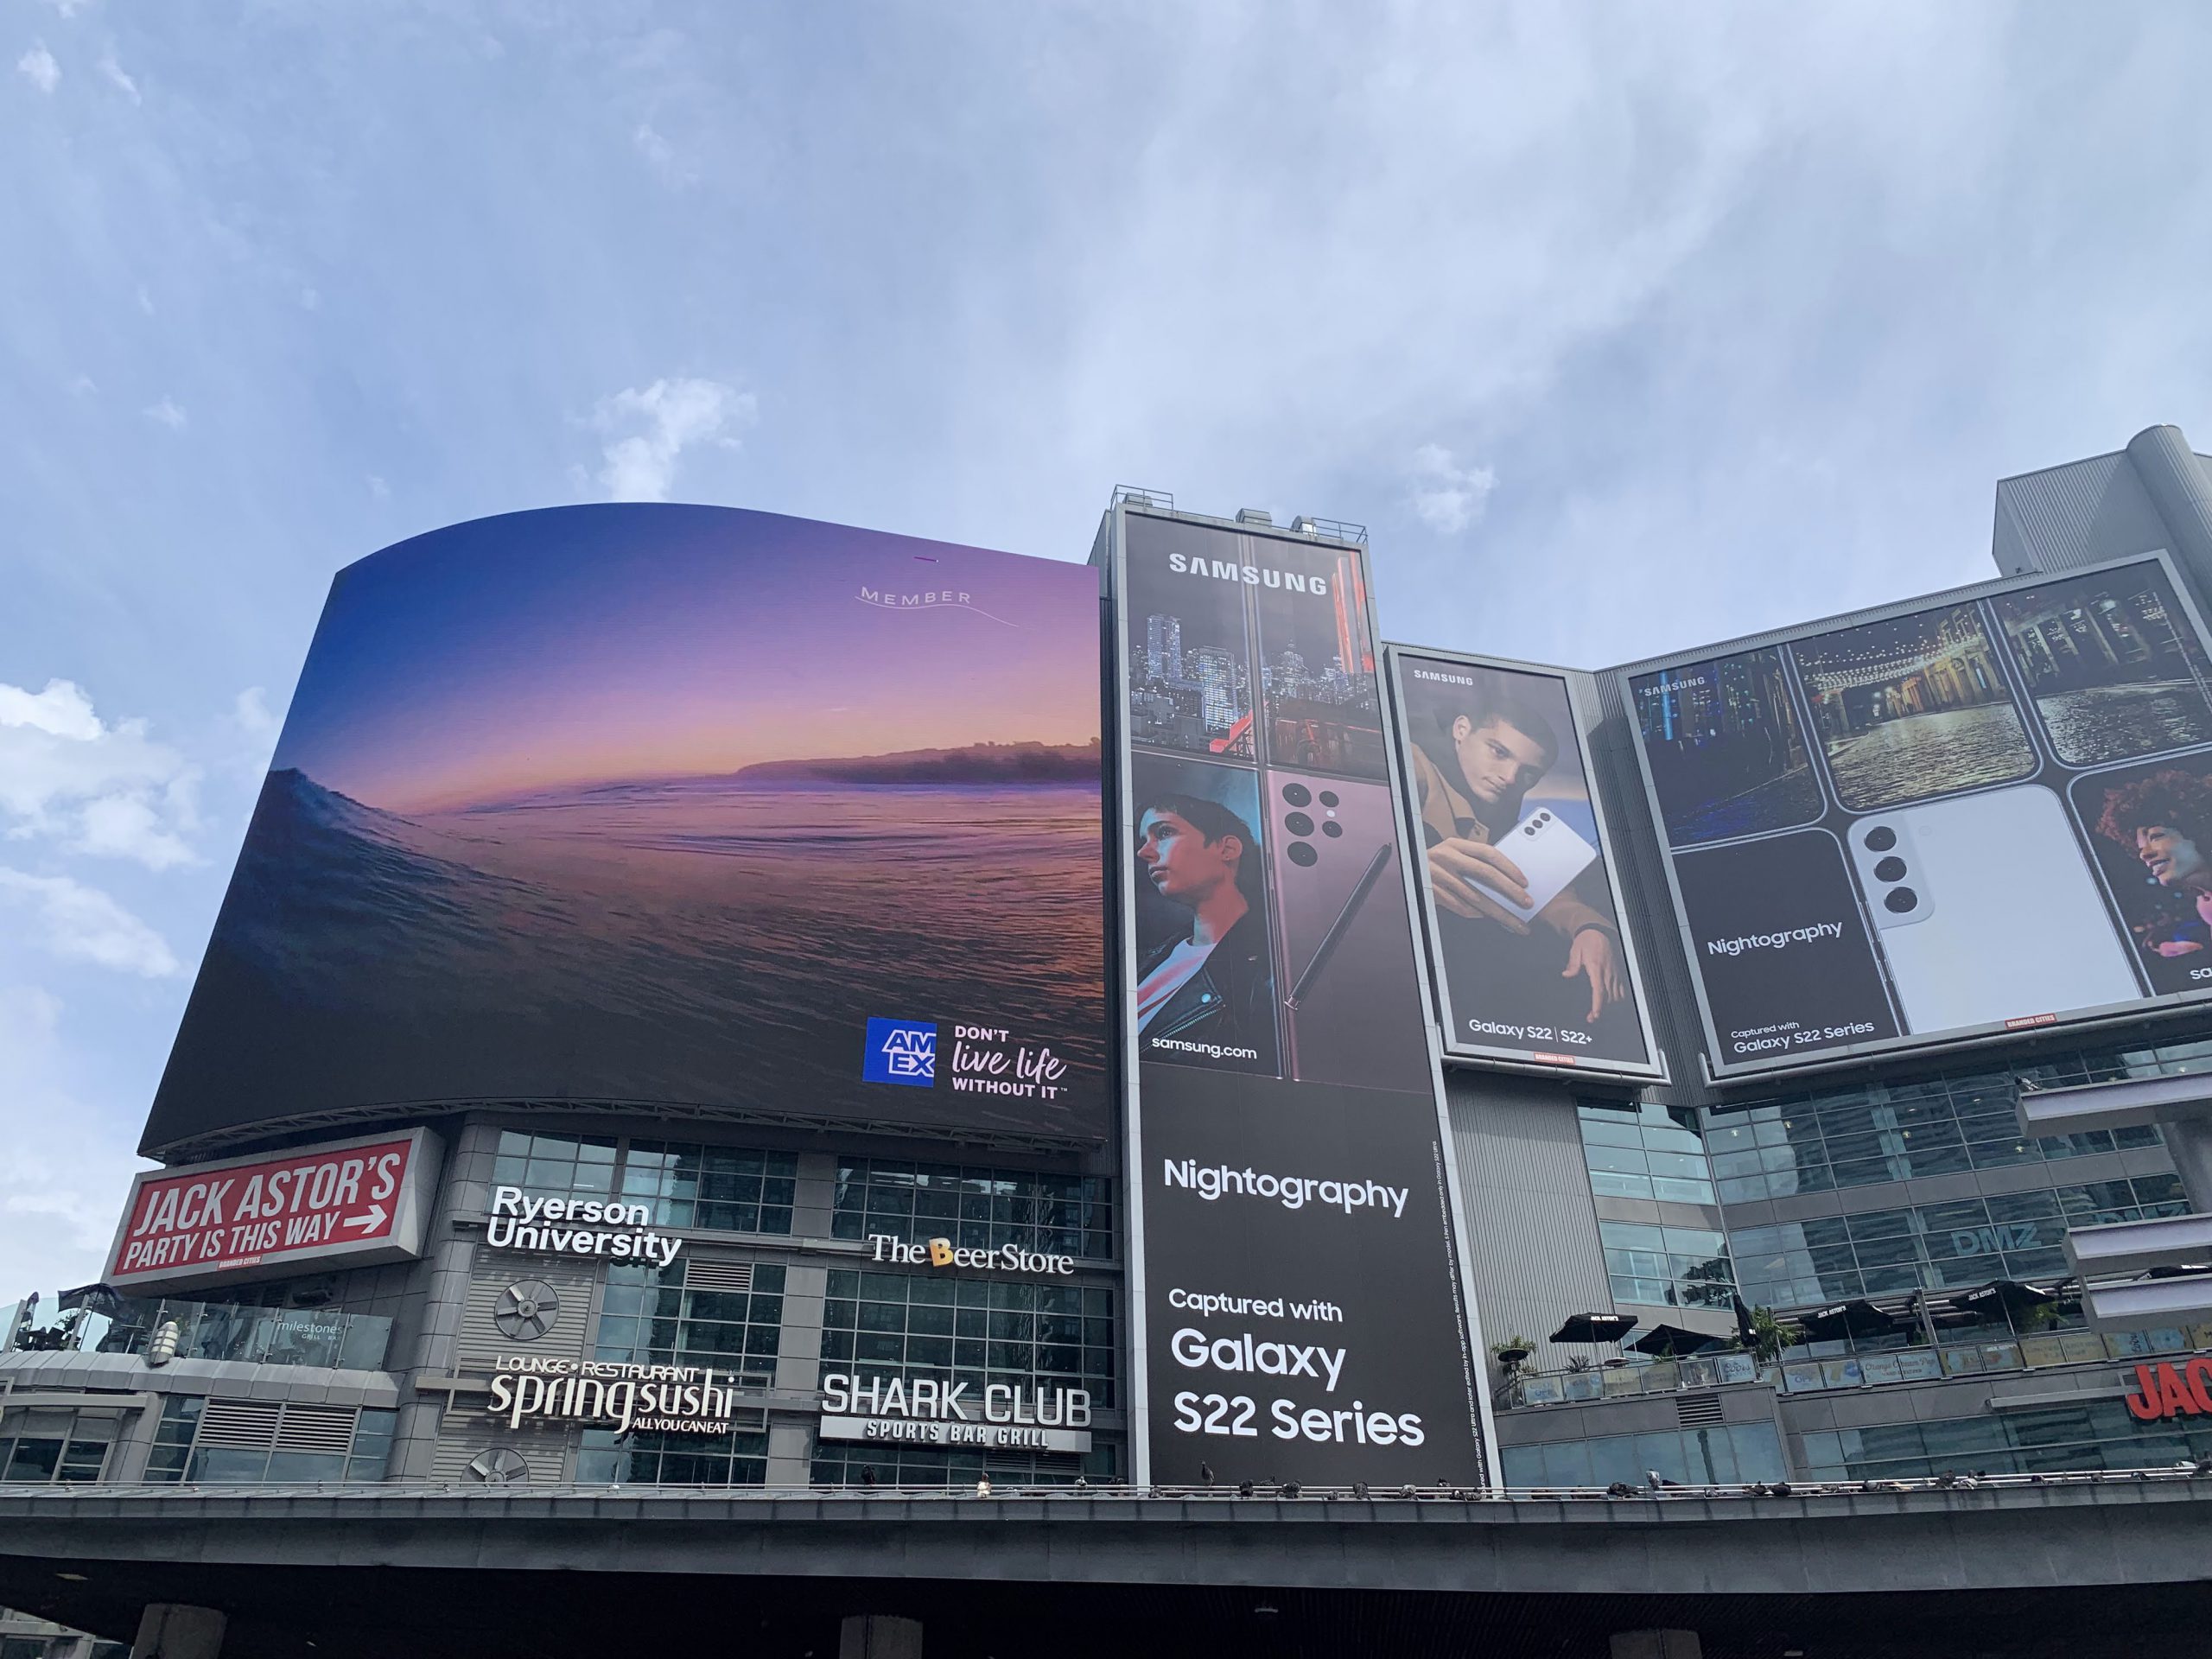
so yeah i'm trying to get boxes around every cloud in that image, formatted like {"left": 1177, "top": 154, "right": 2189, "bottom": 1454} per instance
{"left": 632, "top": 122, "right": 694, "bottom": 186}
{"left": 0, "top": 987, "right": 157, "bottom": 1296}
{"left": 232, "top": 686, "right": 279, "bottom": 743}
{"left": 366, "top": 474, "right": 390, "bottom": 499}
{"left": 593, "top": 377, "right": 753, "bottom": 502}
{"left": 143, "top": 396, "right": 188, "bottom": 430}
{"left": 0, "top": 678, "right": 201, "bottom": 869}
{"left": 1408, "top": 444, "right": 1497, "bottom": 535}
{"left": 0, "top": 870, "right": 181, "bottom": 977}
{"left": 97, "top": 54, "right": 137, "bottom": 102}
{"left": 16, "top": 43, "right": 59, "bottom": 92}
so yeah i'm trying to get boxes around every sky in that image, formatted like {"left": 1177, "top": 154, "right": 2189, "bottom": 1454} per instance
{"left": 273, "top": 506, "right": 1100, "bottom": 811}
{"left": 5, "top": 1, "right": 2212, "bottom": 1294}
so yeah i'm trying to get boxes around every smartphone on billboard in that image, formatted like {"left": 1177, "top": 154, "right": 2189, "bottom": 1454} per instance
{"left": 1845, "top": 784, "right": 2143, "bottom": 1034}
{"left": 1467, "top": 808, "right": 1602, "bottom": 925}
{"left": 1260, "top": 770, "right": 1432, "bottom": 1090}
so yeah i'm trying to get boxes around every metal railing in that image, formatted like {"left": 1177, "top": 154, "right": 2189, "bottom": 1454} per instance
{"left": 0, "top": 1468, "right": 2206, "bottom": 1504}
{"left": 1500, "top": 1325, "right": 2212, "bottom": 1408}
{"left": 8, "top": 1297, "right": 391, "bottom": 1372}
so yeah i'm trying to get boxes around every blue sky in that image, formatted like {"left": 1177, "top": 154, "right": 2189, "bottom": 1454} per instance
{"left": 4, "top": 2, "right": 2210, "bottom": 1294}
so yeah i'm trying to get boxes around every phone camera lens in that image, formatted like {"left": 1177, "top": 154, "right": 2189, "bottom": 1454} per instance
{"left": 1284, "top": 810, "right": 1315, "bottom": 836}
{"left": 1524, "top": 824, "right": 1539, "bottom": 836}
{"left": 1884, "top": 887, "right": 1918, "bottom": 914}
{"left": 1864, "top": 826, "right": 1897, "bottom": 852}
{"left": 1319, "top": 791, "right": 1339, "bottom": 809}
{"left": 1281, "top": 783, "right": 1312, "bottom": 807}
{"left": 1287, "top": 842, "right": 1318, "bottom": 868}
{"left": 1321, "top": 820, "right": 1343, "bottom": 838}
{"left": 1873, "top": 855, "right": 1908, "bottom": 883}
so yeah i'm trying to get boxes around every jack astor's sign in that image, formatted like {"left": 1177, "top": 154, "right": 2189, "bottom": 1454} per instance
{"left": 2122, "top": 1357, "right": 2212, "bottom": 1421}
{"left": 817, "top": 1372, "right": 1092, "bottom": 1453}
{"left": 488, "top": 1356, "right": 735, "bottom": 1435}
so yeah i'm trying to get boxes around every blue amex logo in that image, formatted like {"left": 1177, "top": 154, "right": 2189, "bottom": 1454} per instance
{"left": 864, "top": 1019, "right": 938, "bottom": 1088}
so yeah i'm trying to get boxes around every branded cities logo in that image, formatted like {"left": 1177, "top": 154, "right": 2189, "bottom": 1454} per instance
{"left": 864, "top": 1018, "right": 938, "bottom": 1088}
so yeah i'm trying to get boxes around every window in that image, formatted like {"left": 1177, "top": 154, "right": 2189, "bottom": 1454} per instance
{"left": 143, "top": 1395, "right": 394, "bottom": 1484}
{"left": 0, "top": 1408, "right": 111, "bottom": 1484}
{"left": 1796, "top": 1400, "right": 2212, "bottom": 1481}
{"left": 831, "top": 1160, "right": 1112, "bottom": 1261}
{"left": 1499, "top": 1423, "right": 1783, "bottom": 1489}
{"left": 1698, "top": 1027, "right": 2212, "bottom": 1204}
{"left": 575, "top": 1424, "right": 770, "bottom": 1486}
{"left": 1730, "top": 1175, "right": 2195, "bottom": 1311}
{"left": 818, "top": 1268, "right": 1116, "bottom": 1409}
{"left": 1577, "top": 1103, "right": 1716, "bottom": 1203}
{"left": 810, "top": 1438, "right": 1117, "bottom": 1490}
{"left": 1599, "top": 1222, "right": 1735, "bottom": 1311}
{"left": 620, "top": 1142, "right": 797, "bottom": 1235}
{"left": 493, "top": 1132, "right": 797, "bottom": 1237}
{"left": 594, "top": 1262, "right": 785, "bottom": 1388}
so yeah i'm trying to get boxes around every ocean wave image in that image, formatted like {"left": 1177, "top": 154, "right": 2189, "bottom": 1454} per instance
{"left": 146, "top": 505, "right": 1109, "bottom": 1151}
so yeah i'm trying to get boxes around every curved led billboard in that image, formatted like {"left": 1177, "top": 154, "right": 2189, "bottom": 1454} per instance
{"left": 144, "top": 505, "right": 1108, "bottom": 1154}
{"left": 1627, "top": 553, "right": 2212, "bottom": 1077}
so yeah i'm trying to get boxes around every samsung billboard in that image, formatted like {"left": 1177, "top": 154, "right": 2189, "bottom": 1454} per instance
{"left": 1107, "top": 507, "right": 1491, "bottom": 1489}
{"left": 1626, "top": 553, "right": 2212, "bottom": 1078}
{"left": 143, "top": 505, "right": 1110, "bottom": 1154}
{"left": 1386, "top": 646, "right": 1665, "bottom": 1080}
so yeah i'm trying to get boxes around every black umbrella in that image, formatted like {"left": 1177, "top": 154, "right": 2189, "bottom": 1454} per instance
{"left": 1796, "top": 1300, "right": 1899, "bottom": 1342}
{"left": 1949, "top": 1280, "right": 2056, "bottom": 1324}
{"left": 1732, "top": 1294, "right": 1759, "bottom": 1345}
{"left": 1628, "top": 1322, "right": 1719, "bottom": 1358}
{"left": 1549, "top": 1313, "right": 1637, "bottom": 1345}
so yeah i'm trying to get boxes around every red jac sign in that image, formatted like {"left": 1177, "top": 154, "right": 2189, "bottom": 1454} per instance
{"left": 106, "top": 1128, "right": 436, "bottom": 1291}
{"left": 2121, "top": 1357, "right": 2212, "bottom": 1421}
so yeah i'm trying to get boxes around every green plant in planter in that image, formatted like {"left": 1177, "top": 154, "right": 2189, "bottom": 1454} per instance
{"left": 1490, "top": 1335, "right": 1535, "bottom": 1370}
{"left": 1744, "top": 1306, "right": 1793, "bottom": 1368}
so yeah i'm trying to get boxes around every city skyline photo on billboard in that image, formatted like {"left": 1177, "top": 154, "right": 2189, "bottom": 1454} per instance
{"left": 1627, "top": 552, "right": 2212, "bottom": 1078}
{"left": 143, "top": 505, "right": 1108, "bottom": 1154}
{"left": 1387, "top": 646, "right": 1664, "bottom": 1079}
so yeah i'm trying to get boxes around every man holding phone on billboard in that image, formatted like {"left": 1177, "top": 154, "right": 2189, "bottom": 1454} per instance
{"left": 1409, "top": 698, "right": 1627, "bottom": 1027}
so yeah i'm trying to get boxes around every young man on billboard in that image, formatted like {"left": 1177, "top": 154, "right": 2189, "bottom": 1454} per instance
{"left": 1409, "top": 698, "right": 1627, "bottom": 1027}
{"left": 1134, "top": 794, "right": 1278, "bottom": 1068}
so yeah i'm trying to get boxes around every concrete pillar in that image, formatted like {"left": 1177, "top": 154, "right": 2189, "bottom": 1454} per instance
{"left": 1609, "top": 1632, "right": 1700, "bottom": 1659}
{"left": 839, "top": 1613, "right": 921, "bottom": 1659}
{"left": 2158, "top": 1116, "right": 2212, "bottom": 1215}
{"left": 131, "top": 1605, "right": 226, "bottom": 1659}
{"left": 2126, "top": 425, "right": 2212, "bottom": 587}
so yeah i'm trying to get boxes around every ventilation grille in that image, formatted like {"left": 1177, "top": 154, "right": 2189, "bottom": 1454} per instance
{"left": 275, "top": 1403, "right": 359, "bottom": 1454}
{"left": 195, "top": 1399, "right": 283, "bottom": 1449}
{"left": 684, "top": 1259, "right": 754, "bottom": 1294}
{"left": 1675, "top": 1393, "right": 1725, "bottom": 1428}
{"left": 194, "top": 1398, "right": 359, "bottom": 1452}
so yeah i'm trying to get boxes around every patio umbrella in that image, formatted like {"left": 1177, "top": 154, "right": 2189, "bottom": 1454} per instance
{"left": 1549, "top": 1313, "right": 1637, "bottom": 1346}
{"left": 1796, "top": 1300, "right": 1899, "bottom": 1342}
{"left": 1949, "top": 1280, "right": 2056, "bottom": 1324}
{"left": 1628, "top": 1322, "right": 1719, "bottom": 1358}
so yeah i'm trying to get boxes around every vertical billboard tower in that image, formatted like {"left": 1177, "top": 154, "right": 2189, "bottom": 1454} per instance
{"left": 1105, "top": 501, "right": 1491, "bottom": 1487}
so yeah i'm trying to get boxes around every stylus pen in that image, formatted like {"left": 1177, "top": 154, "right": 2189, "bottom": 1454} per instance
{"left": 1285, "top": 842, "right": 1393, "bottom": 1010}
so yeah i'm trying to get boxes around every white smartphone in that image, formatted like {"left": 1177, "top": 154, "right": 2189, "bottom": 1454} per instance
{"left": 1845, "top": 784, "right": 2141, "bottom": 1035}
{"left": 1469, "top": 807, "right": 1601, "bottom": 924}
